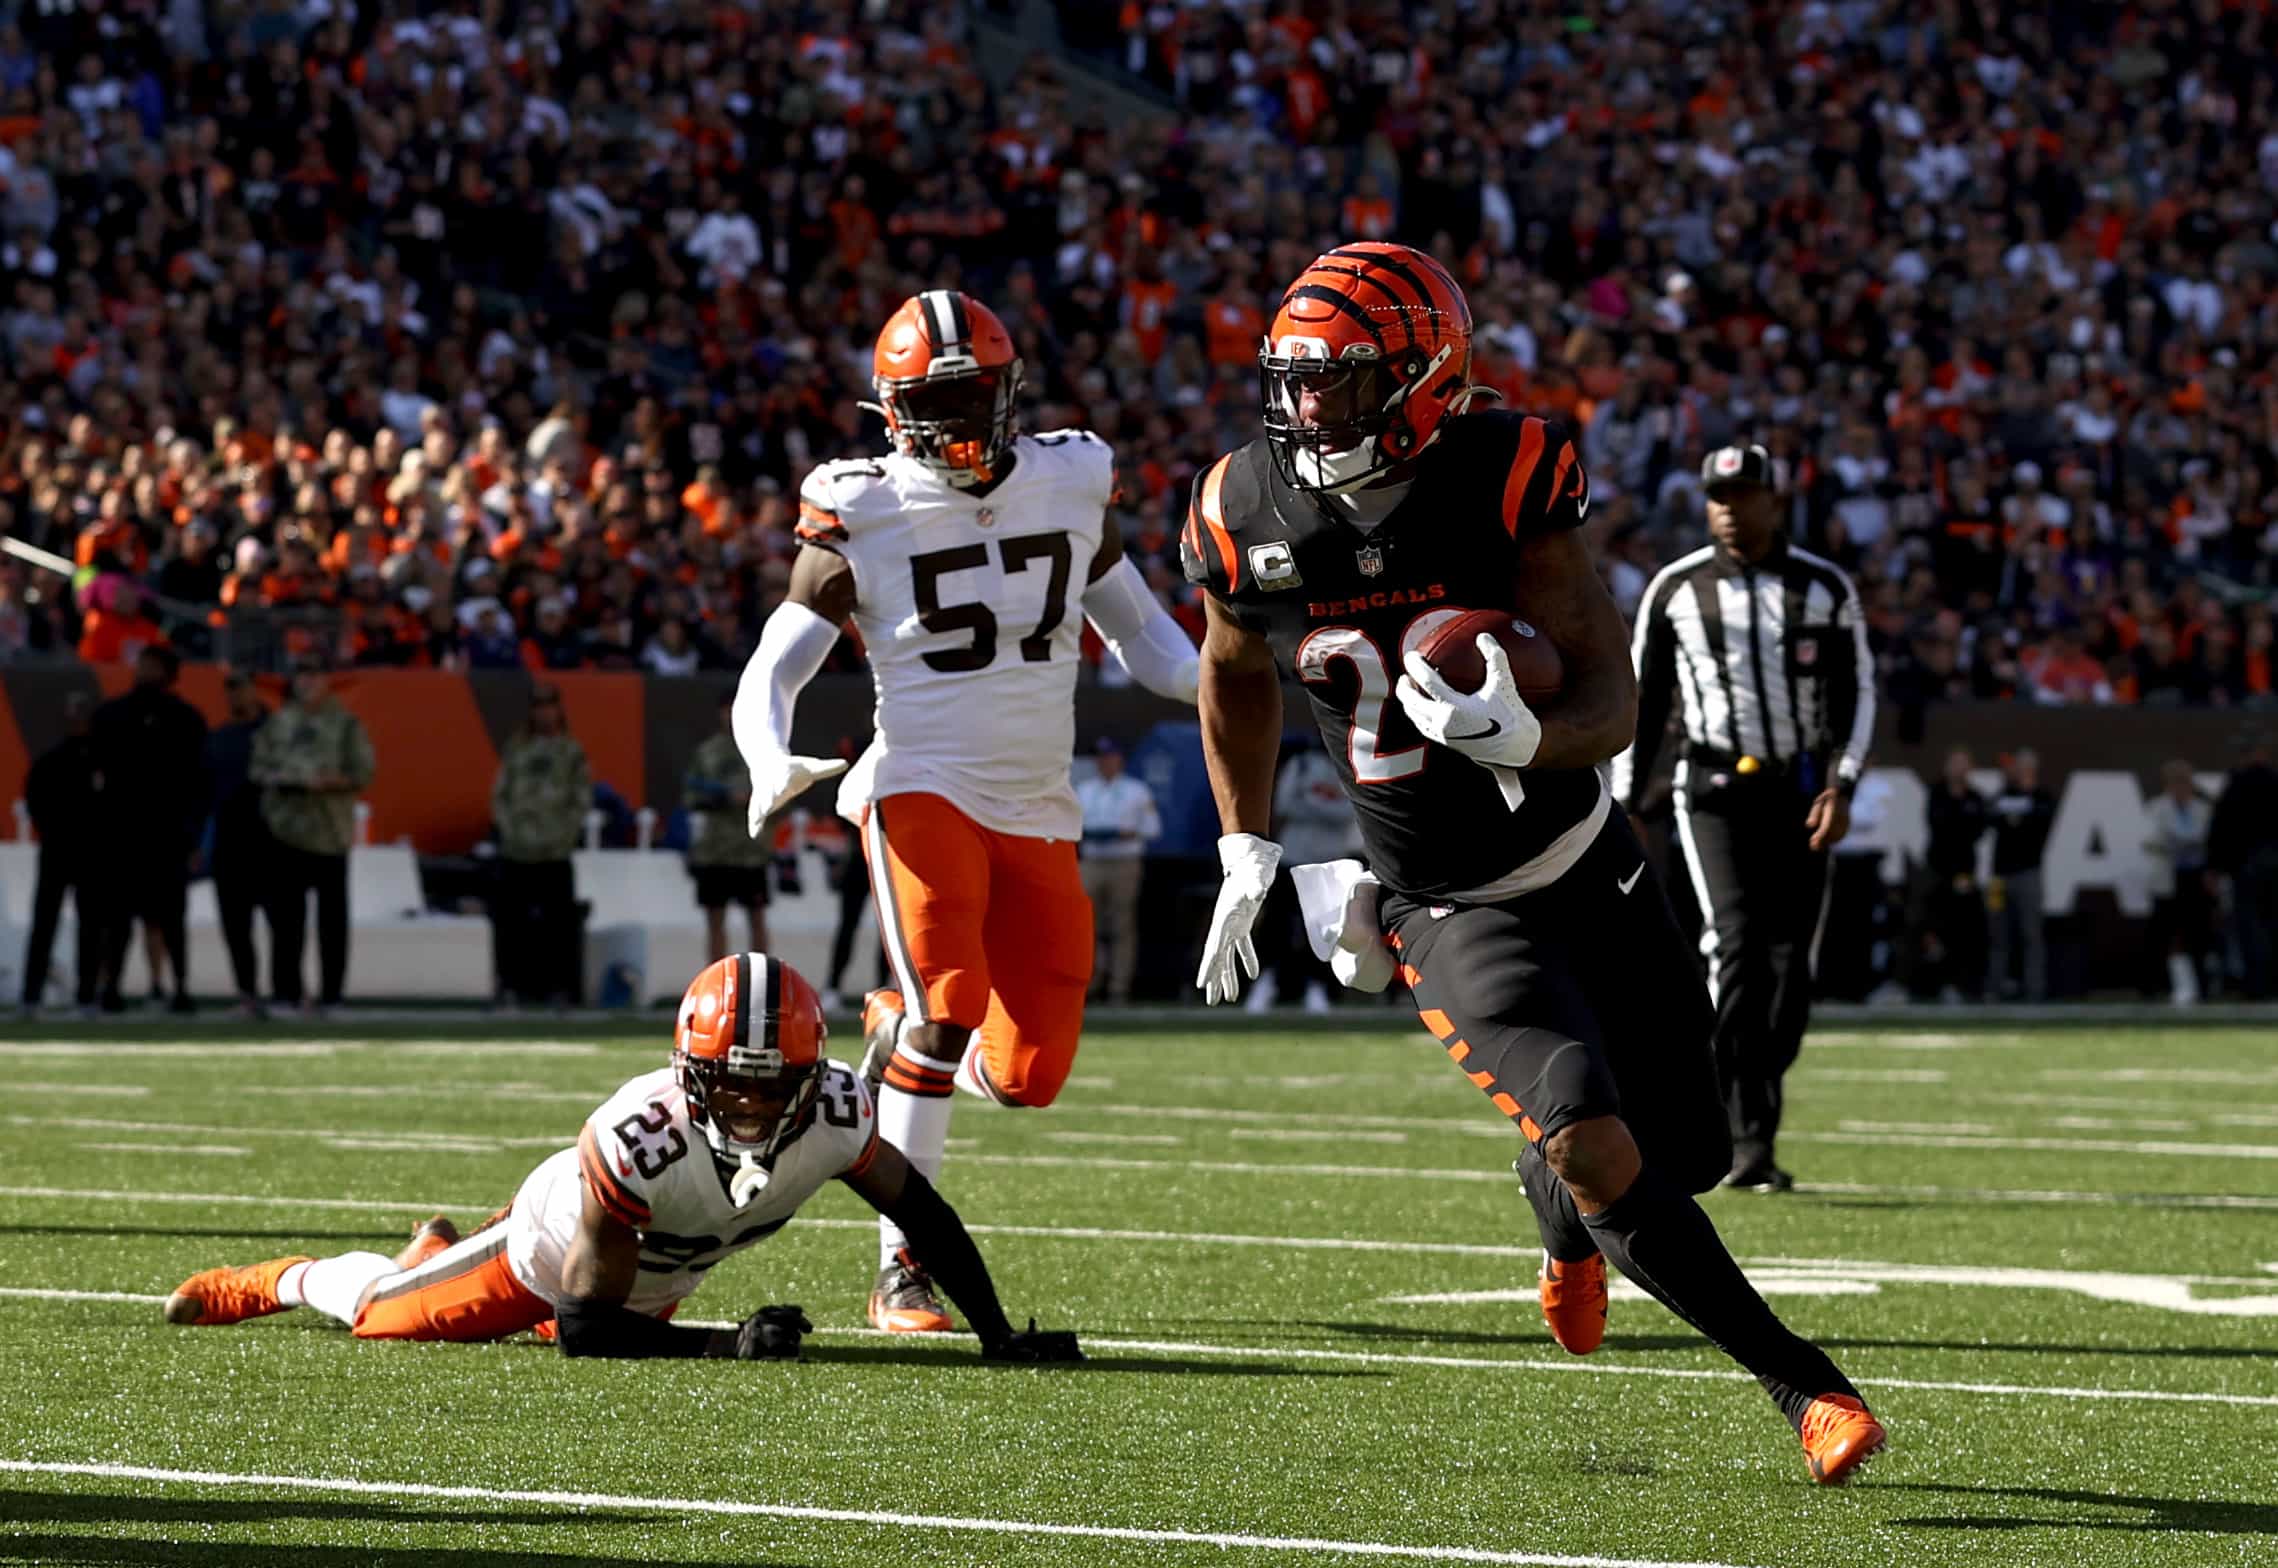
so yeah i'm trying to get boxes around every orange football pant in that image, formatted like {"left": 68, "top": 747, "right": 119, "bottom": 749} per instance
{"left": 860, "top": 792, "right": 1094, "bottom": 1107}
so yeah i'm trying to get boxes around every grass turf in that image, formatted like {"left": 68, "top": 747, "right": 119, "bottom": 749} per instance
{"left": 1, "top": 1019, "right": 2275, "bottom": 1567}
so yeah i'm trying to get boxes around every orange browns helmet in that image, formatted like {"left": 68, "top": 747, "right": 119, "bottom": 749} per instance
{"left": 673, "top": 953, "right": 829, "bottom": 1174}
{"left": 870, "top": 290, "right": 1024, "bottom": 488}
{"left": 1260, "top": 241, "right": 1480, "bottom": 495}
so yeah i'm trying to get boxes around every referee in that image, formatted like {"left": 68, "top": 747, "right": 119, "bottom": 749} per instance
{"left": 1610, "top": 444, "right": 1876, "bottom": 1192}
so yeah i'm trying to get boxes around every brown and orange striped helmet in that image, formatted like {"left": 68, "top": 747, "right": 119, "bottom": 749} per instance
{"left": 1260, "top": 242, "right": 1476, "bottom": 494}
{"left": 869, "top": 290, "right": 1023, "bottom": 487}
{"left": 673, "top": 953, "right": 829, "bottom": 1174}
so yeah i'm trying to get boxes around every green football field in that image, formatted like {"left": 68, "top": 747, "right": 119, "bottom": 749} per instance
{"left": 3, "top": 1017, "right": 2276, "bottom": 1568}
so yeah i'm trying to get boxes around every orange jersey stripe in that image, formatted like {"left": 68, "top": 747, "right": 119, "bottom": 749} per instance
{"left": 1547, "top": 440, "right": 1579, "bottom": 510}
{"left": 1198, "top": 456, "right": 1239, "bottom": 592}
{"left": 576, "top": 1124, "right": 650, "bottom": 1227}
{"left": 845, "top": 1125, "right": 882, "bottom": 1178}
{"left": 1501, "top": 418, "right": 1547, "bottom": 537}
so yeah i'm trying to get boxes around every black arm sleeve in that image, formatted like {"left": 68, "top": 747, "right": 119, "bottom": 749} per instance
{"left": 876, "top": 1168, "right": 1014, "bottom": 1348}
{"left": 555, "top": 1297, "right": 727, "bottom": 1359}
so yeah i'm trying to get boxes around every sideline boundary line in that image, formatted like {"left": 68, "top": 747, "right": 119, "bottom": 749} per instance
{"left": 0, "top": 1458, "right": 1746, "bottom": 1568}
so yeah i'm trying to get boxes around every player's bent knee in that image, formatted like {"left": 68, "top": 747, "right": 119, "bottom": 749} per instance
{"left": 1543, "top": 1116, "right": 1644, "bottom": 1209}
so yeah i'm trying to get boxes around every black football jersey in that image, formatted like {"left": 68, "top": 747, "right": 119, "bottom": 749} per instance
{"left": 1182, "top": 409, "right": 1601, "bottom": 899}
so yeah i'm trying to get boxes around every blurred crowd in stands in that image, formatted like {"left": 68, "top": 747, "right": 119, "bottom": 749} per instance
{"left": 1, "top": 0, "right": 2276, "bottom": 710}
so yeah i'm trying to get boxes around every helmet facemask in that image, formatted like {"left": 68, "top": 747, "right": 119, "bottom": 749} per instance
{"left": 1261, "top": 343, "right": 1453, "bottom": 496}
{"left": 676, "top": 1052, "right": 823, "bottom": 1203}
{"left": 875, "top": 361, "right": 1023, "bottom": 488}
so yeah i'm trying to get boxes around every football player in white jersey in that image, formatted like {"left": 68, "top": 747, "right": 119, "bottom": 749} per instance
{"left": 732, "top": 289, "right": 1198, "bottom": 1335}
{"left": 162, "top": 954, "right": 1079, "bottom": 1364}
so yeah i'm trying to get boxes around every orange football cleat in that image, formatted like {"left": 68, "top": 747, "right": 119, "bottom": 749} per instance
{"left": 868, "top": 1247, "right": 953, "bottom": 1334}
{"left": 858, "top": 989, "right": 905, "bottom": 1092}
{"left": 1800, "top": 1394, "right": 1887, "bottom": 1485}
{"left": 1539, "top": 1252, "right": 1608, "bottom": 1356}
{"left": 393, "top": 1215, "right": 460, "bottom": 1272}
{"left": 163, "top": 1254, "right": 315, "bottom": 1327}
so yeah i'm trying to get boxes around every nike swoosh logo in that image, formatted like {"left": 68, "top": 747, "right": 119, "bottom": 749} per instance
{"left": 1443, "top": 719, "right": 1503, "bottom": 742}
{"left": 1617, "top": 865, "right": 1643, "bottom": 895}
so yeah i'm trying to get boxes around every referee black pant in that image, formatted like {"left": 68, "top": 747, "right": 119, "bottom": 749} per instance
{"left": 1673, "top": 769, "right": 1832, "bottom": 1174}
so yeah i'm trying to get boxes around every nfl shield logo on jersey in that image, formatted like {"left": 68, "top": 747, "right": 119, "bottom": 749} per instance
{"left": 975, "top": 507, "right": 995, "bottom": 528}
{"left": 1356, "top": 545, "right": 1385, "bottom": 578}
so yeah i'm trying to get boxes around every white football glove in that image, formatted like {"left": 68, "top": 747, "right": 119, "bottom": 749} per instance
{"left": 745, "top": 753, "right": 849, "bottom": 837}
{"left": 1396, "top": 636, "right": 1542, "bottom": 770}
{"left": 1196, "top": 833, "right": 1283, "bottom": 1005}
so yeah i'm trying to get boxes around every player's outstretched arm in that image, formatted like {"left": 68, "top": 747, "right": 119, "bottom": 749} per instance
{"left": 1082, "top": 512, "right": 1199, "bottom": 703}
{"left": 844, "top": 1142, "right": 1079, "bottom": 1362}
{"left": 1512, "top": 529, "right": 1638, "bottom": 770}
{"left": 731, "top": 545, "right": 857, "bottom": 834}
{"left": 556, "top": 1181, "right": 743, "bottom": 1358}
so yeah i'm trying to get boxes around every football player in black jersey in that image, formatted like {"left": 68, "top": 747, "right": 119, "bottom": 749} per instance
{"left": 1183, "top": 242, "right": 1886, "bottom": 1484}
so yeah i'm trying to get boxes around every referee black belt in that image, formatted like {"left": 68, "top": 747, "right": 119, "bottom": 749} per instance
{"left": 1683, "top": 747, "right": 1805, "bottom": 780}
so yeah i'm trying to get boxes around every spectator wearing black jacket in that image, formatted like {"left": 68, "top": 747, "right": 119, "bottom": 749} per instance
{"left": 1987, "top": 750, "right": 2058, "bottom": 1001}
{"left": 89, "top": 646, "right": 210, "bottom": 1011}
{"left": 1908, "top": 748, "right": 1991, "bottom": 1000}
{"left": 19, "top": 693, "right": 104, "bottom": 1013}
{"left": 2208, "top": 738, "right": 2278, "bottom": 999}
{"left": 204, "top": 671, "right": 273, "bottom": 1016}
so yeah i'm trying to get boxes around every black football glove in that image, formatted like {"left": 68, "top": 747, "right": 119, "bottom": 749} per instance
{"left": 981, "top": 1318, "right": 1083, "bottom": 1365}
{"left": 733, "top": 1304, "right": 814, "bottom": 1361}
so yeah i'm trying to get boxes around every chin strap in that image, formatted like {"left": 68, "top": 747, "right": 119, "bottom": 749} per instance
{"left": 729, "top": 1153, "right": 772, "bottom": 1206}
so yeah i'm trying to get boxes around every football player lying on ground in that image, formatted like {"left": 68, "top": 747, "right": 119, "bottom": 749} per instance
{"left": 162, "top": 954, "right": 1079, "bottom": 1364}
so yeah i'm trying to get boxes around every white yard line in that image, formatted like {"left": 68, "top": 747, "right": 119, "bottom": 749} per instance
{"left": 1041, "top": 1132, "right": 1185, "bottom": 1147}
{"left": 1793, "top": 1179, "right": 2278, "bottom": 1211}
{"left": 2, "top": 1115, "right": 566, "bottom": 1151}
{"left": 2044, "top": 1068, "right": 2278, "bottom": 1087}
{"left": 72, "top": 1142, "right": 251, "bottom": 1158}
{"left": 0, "top": 1043, "right": 340, "bottom": 1058}
{"left": 0, "top": 1459, "right": 1748, "bottom": 1568}
{"left": 5, "top": 1292, "right": 2275, "bottom": 1412}
{"left": 1791, "top": 1129, "right": 2278, "bottom": 1161}
{"left": 1792, "top": 1068, "right": 1950, "bottom": 1084}
{"left": 0, "top": 1082, "right": 152, "bottom": 1097}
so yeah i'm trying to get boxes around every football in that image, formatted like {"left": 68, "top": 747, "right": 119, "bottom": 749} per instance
{"left": 1414, "top": 608, "right": 1565, "bottom": 701}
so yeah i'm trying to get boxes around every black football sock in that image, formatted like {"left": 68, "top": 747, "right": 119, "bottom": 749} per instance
{"left": 1581, "top": 1166, "right": 1858, "bottom": 1430}
{"left": 1514, "top": 1141, "right": 1596, "bottom": 1264}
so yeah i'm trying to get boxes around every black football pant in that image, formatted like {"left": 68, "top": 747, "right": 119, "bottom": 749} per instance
{"left": 1674, "top": 775, "right": 1830, "bottom": 1174}
{"left": 269, "top": 846, "right": 349, "bottom": 1006}
{"left": 1382, "top": 808, "right": 1731, "bottom": 1194}
{"left": 494, "top": 858, "right": 577, "bottom": 1005}
{"left": 1383, "top": 806, "right": 1855, "bottom": 1423}
{"left": 20, "top": 847, "right": 99, "bottom": 1007}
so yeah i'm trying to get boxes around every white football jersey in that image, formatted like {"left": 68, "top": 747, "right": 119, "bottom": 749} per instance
{"left": 798, "top": 431, "right": 1113, "bottom": 840}
{"left": 505, "top": 1062, "right": 877, "bottom": 1318}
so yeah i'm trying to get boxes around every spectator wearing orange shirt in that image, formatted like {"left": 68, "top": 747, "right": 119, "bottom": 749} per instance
{"left": 78, "top": 582, "right": 166, "bottom": 665}
{"left": 1340, "top": 172, "right": 1395, "bottom": 241}
{"left": 1121, "top": 253, "right": 1177, "bottom": 365}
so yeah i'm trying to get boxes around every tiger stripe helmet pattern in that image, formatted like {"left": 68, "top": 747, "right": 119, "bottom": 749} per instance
{"left": 870, "top": 289, "right": 1024, "bottom": 488}
{"left": 1259, "top": 241, "right": 1478, "bottom": 495}
{"left": 672, "top": 953, "right": 829, "bottom": 1171}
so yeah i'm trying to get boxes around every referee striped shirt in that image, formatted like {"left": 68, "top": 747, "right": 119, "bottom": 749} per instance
{"left": 1609, "top": 536, "right": 1875, "bottom": 805}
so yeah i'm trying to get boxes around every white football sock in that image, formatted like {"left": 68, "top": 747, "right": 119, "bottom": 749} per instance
{"left": 877, "top": 1081, "right": 954, "bottom": 1270}
{"left": 278, "top": 1252, "right": 396, "bottom": 1327}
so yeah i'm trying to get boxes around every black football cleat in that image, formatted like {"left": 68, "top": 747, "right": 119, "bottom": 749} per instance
{"left": 1722, "top": 1162, "right": 1795, "bottom": 1194}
